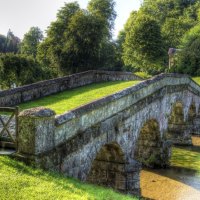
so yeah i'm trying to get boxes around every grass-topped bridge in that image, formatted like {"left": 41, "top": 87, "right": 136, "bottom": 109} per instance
{"left": 1, "top": 70, "right": 200, "bottom": 198}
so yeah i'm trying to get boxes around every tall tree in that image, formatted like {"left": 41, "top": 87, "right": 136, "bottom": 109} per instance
{"left": 176, "top": 24, "right": 200, "bottom": 75}
{"left": 37, "top": 2, "right": 81, "bottom": 75}
{"left": 123, "top": 13, "right": 164, "bottom": 73}
{"left": 0, "top": 34, "right": 6, "bottom": 52}
{"left": 88, "top": 0, "right": 116, "bottom": 38}
{"left": 37, "top": 1, "right": 117, "bottom": 74}
{"left": 5, "top": 30, "right": 20, "bottom": 53}
{"left": 21, "top": 27, "right": 43, "bottom": 58}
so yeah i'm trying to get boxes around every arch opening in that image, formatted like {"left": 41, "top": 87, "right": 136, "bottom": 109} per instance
{"left": 193, "top": 106, "right": 200, "bottom": 135}
{"left": 167, "top": 102, "right": 192, "bottom": 145}
{"left": 134, "top": 119, "right": 170, "bottom": 168}
{"left": 87, "top": 142, "right": 141, "bottom": 195}
{"left": 188, "top": 103, "right": 196, "bottom": 122}
{"left": 189, "top": 103, "right": 200, "bottom": 135}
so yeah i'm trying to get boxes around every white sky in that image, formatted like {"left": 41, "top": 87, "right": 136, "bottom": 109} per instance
{"left": 0, "top": 0, "right": 141, "bottom": 39}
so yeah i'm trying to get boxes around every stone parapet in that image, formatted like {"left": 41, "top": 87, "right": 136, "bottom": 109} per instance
{"left": 0, "top": 70, "right": 142, "bottom": 107}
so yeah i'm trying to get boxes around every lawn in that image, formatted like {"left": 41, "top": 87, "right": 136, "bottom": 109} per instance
{"left": 192, "top": 77, "right": 200, "bottom": 85}
{"left": 16, "top": 77, "right": 200, "bottom": 115}
{"left": 171, "top": 147, "right": 200, "bottom": 173}
{"left": 18, "top": 80, "right": 140, "bottom": 114}
{"left": 0, "top": 156, "right": 137, "bottom": 200}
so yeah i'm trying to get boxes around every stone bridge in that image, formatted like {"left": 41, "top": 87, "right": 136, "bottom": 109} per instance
{"left": 15, "top": 73, "right": 200, "bottom": 196}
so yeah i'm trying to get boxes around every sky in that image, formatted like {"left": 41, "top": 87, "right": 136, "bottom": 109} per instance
{"left": 0, "top": 0, "right": 141, "bottom": 39}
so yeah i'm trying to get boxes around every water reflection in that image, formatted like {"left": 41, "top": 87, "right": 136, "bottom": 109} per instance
{"left": 141, "top": 136, "right": 200, "bottom": 200}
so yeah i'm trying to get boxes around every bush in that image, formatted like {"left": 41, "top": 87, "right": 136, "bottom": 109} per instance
{"left": 134, "top": 71, "right": 152, "bottom": 79}
{"left": 0, "top": 53, "right": 52, "bottom": 89}
{"left": 176, "top": 24, "right": 200, "bottom": 76}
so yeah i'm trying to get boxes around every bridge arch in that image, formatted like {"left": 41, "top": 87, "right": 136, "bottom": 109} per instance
{"left": 188, "top": 102, "right": 196, "bottom": 122}
{"left": 134, "top": 119, "right": 170, "bottom": 168}
{"left": 87, "top": 142, "right": 141, "bottom": 195}
{"left": 166, "top": 101, "right": 193, "bottom": 145}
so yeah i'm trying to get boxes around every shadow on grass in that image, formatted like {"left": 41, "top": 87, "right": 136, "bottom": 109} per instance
{"left": 175, "top": 145, "right": 200, "bottom": 154}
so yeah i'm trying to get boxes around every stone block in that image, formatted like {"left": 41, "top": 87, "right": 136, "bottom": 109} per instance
{"left": 18, "top": 107, "right": 56, "bottom": 155}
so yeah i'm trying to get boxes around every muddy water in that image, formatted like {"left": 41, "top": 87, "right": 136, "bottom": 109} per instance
{"left": 141, "top": 136, "right": 200, "bottom": 200}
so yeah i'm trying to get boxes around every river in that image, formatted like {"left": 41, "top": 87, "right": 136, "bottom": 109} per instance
{"left": 141, "top": 136, "right": 200, "bottom": 200}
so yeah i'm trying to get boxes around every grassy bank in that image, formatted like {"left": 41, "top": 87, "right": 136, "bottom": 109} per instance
{"left": 192, "top": 77, "right": 200, "bottom": 85}
{"left": 18, "top": 80, "right": 140, "bottom": 114}
{"left": 171, "top": 137, "right": 200, "bottom": 173}
{"left": 171, "top": 147, "right": 200, "bottom": 172}
{"left": 0, "top": 156, "right": 137, "bottom": 200}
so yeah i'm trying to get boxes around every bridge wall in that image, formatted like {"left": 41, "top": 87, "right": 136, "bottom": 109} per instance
{"left": 17, "top": 73, "right": 200, "bottom": 196}
{"left": 0, "top": 70, "right": 141, "bottom": 107}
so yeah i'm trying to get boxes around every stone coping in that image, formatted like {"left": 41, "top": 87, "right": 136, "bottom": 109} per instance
{"left": 55, "top": 73, "right": 197, "bottom": 126}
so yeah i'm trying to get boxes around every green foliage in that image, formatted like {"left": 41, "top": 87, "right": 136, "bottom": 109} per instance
{"left": 123, "top": 13, "right": 164, "bottom": 73}
{"left": 176, "top": 24, "right": 200, "bottom": 75}
{"left": 5, "top": 30, "right": 21, "bottom": 53}
{"left": 171, "top": 147, "right": 200, "bottom": 172}
{"left": 37, "top": 1, "right": 117, "bottom": 75}
{"left": 193, "top": 77, "right": 200, "bottom": 85}
{"left": 120, "top": 0, "right": 200, "bottom": 75}
{"left": 61, "top": 9, "right": 105, "bottom": 73}
{"left": 134, "top": 72, "right": 152, "bottom": 79}
{"left": 0, "top": 54, "right": 49, "bottom": 89}
{"left": 88, "top": 0, "right": 116, "bottom": 38}
{"left": 161, "top": 17, "right": 195, "bottom": 48}
{"left": 0, "top": 156, "right": 137, "bottom": 200}
{"left": 0, "top": 30, "right": 20, "bottom": 53}
{"left": 0, "top": 34, "right": 6, "bottom": 52}
{"left": 18, "top": 80, "right": 140, "bottom": 114}
{"left": 21, "top": 27, "right": 43, "bottom": 58}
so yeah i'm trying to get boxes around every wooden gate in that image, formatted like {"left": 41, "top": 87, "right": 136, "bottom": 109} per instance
{"left": 0, "top": 107, "right": 19, "bottom": 149}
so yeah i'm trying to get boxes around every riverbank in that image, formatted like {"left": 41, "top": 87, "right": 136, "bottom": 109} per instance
{"left": 141, "top": 136, "right": 200, "bottom": 200}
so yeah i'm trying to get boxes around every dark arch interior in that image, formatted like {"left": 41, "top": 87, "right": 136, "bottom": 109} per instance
{"left": 188, "top": 103, "right": 196, "bottom": 122}
{"left": 169, "top": 102, "right": 184, "bottom": 124}
{"left": 188, "top": 103, "right": 199, "bottom": 135}
{"left": 167, "top": 101, "right": 193, "bottom": 145}
{"left": 87, "top": 142, "right": 127, "bottom": 192}
{"left": 134, "top": 119, "right": 167, "bottom": 168}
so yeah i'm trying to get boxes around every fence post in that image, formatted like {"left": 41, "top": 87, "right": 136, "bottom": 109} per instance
{"left": 15, "top": 106, "right": 19, "bottom": 149}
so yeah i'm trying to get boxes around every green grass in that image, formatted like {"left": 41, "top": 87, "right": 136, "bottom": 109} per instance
{"left": 0, "top": 156, "right": 137, "bottom": 200}
{"left": 171, "top": 147, "right": 200, "bottom": 173}
{"left": 16, "top": 78, "right": 200, "bottom": 115}
{"left": 134, "top": 72, "right": 152, "bottom": 79}
{"left": 192, "top": 77, "right": 200, "bottom": 85}
{"left": 18, "top": 81, "right": 140, "bottom": 114}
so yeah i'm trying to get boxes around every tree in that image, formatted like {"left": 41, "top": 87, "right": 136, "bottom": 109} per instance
{"left": 5, "top": 30, "right": 20, "bottom": 53}
{"left": 88, "top": 0, "right": 116, "bottom": 38}
{"left": 87, "top": 0, "right": 117, "bottom": 70}
{"left": 37, "top": 1, "right": 116, "bottom": 74}
{"left": 161, "top": 17, "right": 194, "bottom": 48}
{"left": 60, "top": 9, "right": 105, "bottom": 73}
{"left": 37, "top": 2, "right": 81, "bottom": 75}
{"left": 0, "top": 54, "right": 49, "bottom": 88}
{"left": 0, "top": 34, "right": 6, "bottom": 52}
{"left": 21, "top": 27, "right": 43, "bottom": 58}
{"left": 176, "top": 24, "right": 200, "bottom": 75}
{"left": 123, "top": 13, "right": 164, "bottom": 73}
